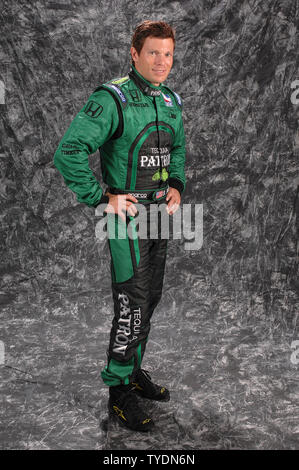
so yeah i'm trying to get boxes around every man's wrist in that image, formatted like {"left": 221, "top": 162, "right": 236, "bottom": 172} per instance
{"left": 94, "top": 194, "right": 109, "bottom": 207}
{"left": 168, "top": 177, "right": 184, "bottom": 195}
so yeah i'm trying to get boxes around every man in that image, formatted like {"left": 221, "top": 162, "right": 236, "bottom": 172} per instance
{"left": 54, "top": 20, "right": 186, "bottom": 432}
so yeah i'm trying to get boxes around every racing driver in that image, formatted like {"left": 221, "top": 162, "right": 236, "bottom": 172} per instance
{"left": 53, "top": 20, "right": 186, "bottom": 432}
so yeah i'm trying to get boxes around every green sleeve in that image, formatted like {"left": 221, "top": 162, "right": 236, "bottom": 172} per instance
{"left": 168, "top": 112, "right": 186, "bottom": 194}
{"left": 53, "top": 89, "right": 119, "bottom": 207}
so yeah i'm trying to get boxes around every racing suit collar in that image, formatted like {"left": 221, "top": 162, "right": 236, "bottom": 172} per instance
{"left": 129, "top": 65, "right": 162, "bottom": 97}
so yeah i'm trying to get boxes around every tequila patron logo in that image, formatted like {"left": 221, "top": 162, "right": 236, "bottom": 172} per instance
{"left": 113, "top": 293, "right": 131, "bottom": 355}
{"left": 140, "top": 147, "right": 170, "bottom": 168}
{"left": 112, "top": 294, "right": 142, "bottom": 355}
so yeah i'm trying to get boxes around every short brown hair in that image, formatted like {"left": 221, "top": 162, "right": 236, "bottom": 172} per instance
{"left": 131, "top": 20, "right": 176, "bottom": 65}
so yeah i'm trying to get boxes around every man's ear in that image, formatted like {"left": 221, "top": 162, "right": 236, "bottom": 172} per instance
{"left": 130, "top": 47, "right": 138, "bottom": 64}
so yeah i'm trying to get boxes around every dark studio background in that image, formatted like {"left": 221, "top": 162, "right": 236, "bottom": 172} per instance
{"left": 0, "top": 0, "right": 298, "bottom": 450}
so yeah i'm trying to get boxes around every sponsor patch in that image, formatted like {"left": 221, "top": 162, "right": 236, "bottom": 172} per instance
{"left": 156, "top": 190, "right": 164, "bottom": 199}
{"left": 162, "top": 93, "right": 173, "bottom": 107}
{"left": 129, "top": 102, "right": 150, "bottom": 107}
{"left": 84, "top": 100, "right": 103, "bottom": 118}
{"left": 112, "top": 293, "right": 131, "bottom": 356}
{"left": 129, "top": 192, "right": 148, "bottom": 199}
{"left": 112, "top": 294, "right": 142, "bottom": 355}
{"left": 153, "top": 187, "right": 169, "bottom": 201}
{"left": 62, "top": 150, "right": 80, "bottom": 155}
{"left": 152, "top": 168, "right": 169, "bottom": 182}
{"left": 140, "top": 149, "right": 170, "bottom": 168}
{"left": 145, "top": 87, "right": 161, "bottom": 97}
{"left": 62, "top": 143, "right": 78, "bottom": 148}
{"left": 129, "top": 89, "right": 142, "bottom": 102}
{"left": 107, "top": 84, "right": 127, "bottom": 103}
{"left": 111, "top": 76, "right": 129, "bottom": 85}
{"left": 173, "top": 91, "right": 182, "bottom": 106}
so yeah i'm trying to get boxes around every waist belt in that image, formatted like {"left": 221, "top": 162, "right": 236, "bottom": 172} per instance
{"left": 108, "top": 185, "right": 169, "bottom": 202}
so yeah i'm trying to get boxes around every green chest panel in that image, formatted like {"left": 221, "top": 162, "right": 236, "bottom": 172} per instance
{"left": 98, "top": 76, "right": 182, "bottom": 191}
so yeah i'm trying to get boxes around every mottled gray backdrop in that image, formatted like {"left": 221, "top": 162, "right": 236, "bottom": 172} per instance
{"left": 0, "top": 0, "right": 298, "bottom": 450}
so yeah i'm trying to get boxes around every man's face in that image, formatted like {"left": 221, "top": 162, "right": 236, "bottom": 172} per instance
{"left": 131, "top": 36, "right": 174, "bottom": 86}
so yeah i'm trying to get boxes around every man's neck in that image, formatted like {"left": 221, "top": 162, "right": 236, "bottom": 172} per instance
{"left": 129, "top": 66, "right": 163, "bottom": 97}
{"left": 132, "top": 65, "right": 161, "bottom": 88}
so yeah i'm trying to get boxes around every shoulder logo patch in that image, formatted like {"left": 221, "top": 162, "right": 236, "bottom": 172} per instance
{"left": 111, "top": 76, "right": 129, "bottom": 85}
{"left": 173, "top": 91, "right": 182, "bottom": 106}
{"left": 84, "top": 100, "right": 103, "bottom": 118}
{"left": 106, "top": 84, "right": 127, "bottom": 103}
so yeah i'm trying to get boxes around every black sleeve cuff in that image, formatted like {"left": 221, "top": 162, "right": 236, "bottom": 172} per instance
{"left": 168, "top": 177, "right": 184, "bottom": 195}
{"left": 94, "top": 194, "right": 109, "bottom": 207}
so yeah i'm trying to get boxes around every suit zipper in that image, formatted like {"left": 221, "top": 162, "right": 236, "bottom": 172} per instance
{"left": 153, "top": 96, "right": 163, "bottom": 188}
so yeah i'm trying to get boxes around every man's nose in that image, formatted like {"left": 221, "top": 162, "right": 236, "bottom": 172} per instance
{"left": 154, "top": 53, "right": 165, "bottom": 65}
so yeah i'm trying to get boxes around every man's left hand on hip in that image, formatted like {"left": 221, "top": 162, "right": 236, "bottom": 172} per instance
{"left": 166, "top": 187, "right": 181, "bottom": 215}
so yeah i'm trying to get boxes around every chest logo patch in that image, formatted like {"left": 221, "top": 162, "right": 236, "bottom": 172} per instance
{"left": 162, "top": 93, "right": 173, "bottom": 107}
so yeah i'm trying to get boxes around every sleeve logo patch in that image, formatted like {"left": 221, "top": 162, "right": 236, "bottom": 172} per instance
{"left": 84, "top": 100, "right": 103, "bottom": 118}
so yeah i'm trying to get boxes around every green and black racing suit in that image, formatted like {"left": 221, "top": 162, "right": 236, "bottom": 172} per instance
{"left": 53, "top": 64, "right": 186, "bottom": 386}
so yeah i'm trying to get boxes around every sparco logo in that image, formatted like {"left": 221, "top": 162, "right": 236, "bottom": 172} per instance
{"left": 113, "top": 293, "right": 132, "bottom": 355}
{"left": 129, "top": 192, "right": 148, "bottom": 199}
{"left": 145, "top": 87, "right": 161, "bottom": 97}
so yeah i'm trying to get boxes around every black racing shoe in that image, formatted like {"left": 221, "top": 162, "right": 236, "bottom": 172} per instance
{"left": 132, "top": 369, "right": 170, "bottom": 402}
{"left": 108, "top": 384, "right": 154, "bottom": 432}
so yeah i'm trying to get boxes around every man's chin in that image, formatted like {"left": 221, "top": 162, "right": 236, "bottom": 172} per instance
{"left": 152, "top": 74, "right": 168, "bottom": 84}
